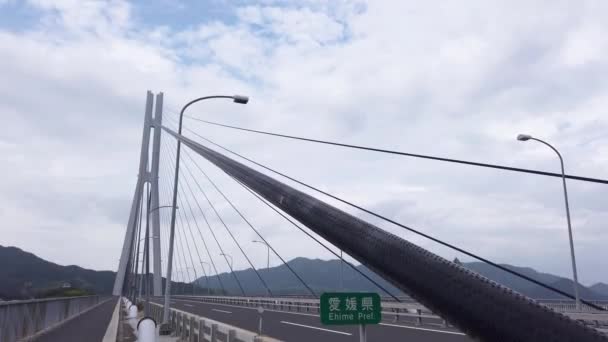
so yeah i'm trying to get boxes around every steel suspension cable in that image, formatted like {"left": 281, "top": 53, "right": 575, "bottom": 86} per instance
{"left": 175, "top": 192, "right": 209, "bottom": 292}
{"left": 164, "top": 148, "right": 210, "bottom": 289}
{"left": 178, "top": 114, "right": 608, "bottom": 185}
{"left": 167, "top": 125, "right": 606, "bottom": 311}
{"left": 182, "top": 149, "right": 314, "bottom": 297}
{"left": 157, "top": 151, "right": 181, "bottom": 290}
{"left": 160, "top": 139, "right": 176, "bottom": 278}
{"left": 166, "top": 144, "right": 272, "bottom": 296}
{"left": 160, "top": 208, "right": 169, "bottom": 279}
{"left": 162, "top": 141, "right": 242, "bottom": 295}
{"left": 158, "top": 161, "right": 193, "bottom": 295}
{"left": 160, "top": 184, "right": 183, "bottom": 292}
{"left": 175, "top": 207, "right": 199, "bottom": 292}
{"left": 174, "top": 191, "right": 210, "bottom": 291}
{"left": 174, "top": 162, "right": 230, "bottom": 295}
{"left": 159, "top": 155, "right": 198, "bottom": 291}
{"left": 169, "top": 218, "right": 187, "bottom": 295}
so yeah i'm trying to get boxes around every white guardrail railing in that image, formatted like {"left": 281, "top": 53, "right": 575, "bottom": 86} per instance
{"left": 0, "top": 295, "right": 105, "bottom": 342}
{"left": 149, "top": 301, "right": 276, "bottom": 342}
{"left": 172, "top": 295, "right": 608, "bottom": 332}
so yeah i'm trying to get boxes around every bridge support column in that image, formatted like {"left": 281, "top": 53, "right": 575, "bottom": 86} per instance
{"left": 150, "top": 92, "right": 164, "bottom": 296}
{"left": 113, "top": 91, "right": 154, "bottom": 296}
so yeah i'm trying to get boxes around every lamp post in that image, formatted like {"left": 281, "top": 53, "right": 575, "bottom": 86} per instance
{"left": 220, "top": 253, "right": 233, "bottom": 269}
{"left": 200, "top": 261, "right": 211, "bottom": 295}
{"left": 162, "top": 94, "right": 248, "bottom": 326}
{"left": 150, "top": 205, "right": 176, "bottom": 213}
{"left": 339, "top": 250, "right": 343, "bottom": 290}
{"left": 252, "top": 240, "right": 270, "bottom": 269}
{"left": 174, "top": 270, "right": 186, "bottom": 295}
{"left": 517, "top": 134, "right": 581, "bottom": 311}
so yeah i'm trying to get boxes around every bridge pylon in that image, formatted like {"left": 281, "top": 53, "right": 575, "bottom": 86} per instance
{"left": 113, "top": 91, "right": 164, "bottom": 298}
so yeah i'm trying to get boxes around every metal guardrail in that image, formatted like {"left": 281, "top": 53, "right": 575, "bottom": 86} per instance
{"left": 0, "top": 295, "right": 103, "bottom": 342}
{"left": 149, "top": 301, "right": 273, "bottom": 342}
{"left": 539, "top": 300, "right": 608, "bottom": 313}
{"left": 173, "top": 295, "right": 448, "bottom": 327}
{"left": 173, "top": 295, "right": 608, "bottom": 332}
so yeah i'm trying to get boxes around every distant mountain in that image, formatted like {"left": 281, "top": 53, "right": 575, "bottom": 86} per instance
{"left": 0, "top": 245, "right": 116, "bottom": 300}
{"left": 462, "top": 262, "right": 606, "bottom": 300}
{"left": 3, "top": 244, "right": 605, "bottom": 302}
{"left": 0, "top": 245, "right": 210, "bottom": 300}
{"left": 590, "top": 283, "right": 608, "bottom": 297}
{"left": 195, "top": 257, "right": 608, "bottom": 300}
{"left": 195, "top": 257, "right": 406, "bottom": 297}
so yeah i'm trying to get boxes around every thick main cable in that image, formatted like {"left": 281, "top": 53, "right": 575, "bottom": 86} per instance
{"left": 170, "top": 125, "right": 606, "bottom": 311}
{"left": 181, "top": 114, "right": 608, "bottom": 185}
{"left": 182, "top": 149, "right": 315, "bottom": 297}
{"left": 231, "top": 175, "right": 402, "bottom": 301}
{"left": 162, "top": 125, "right": 608, "bottom": 341}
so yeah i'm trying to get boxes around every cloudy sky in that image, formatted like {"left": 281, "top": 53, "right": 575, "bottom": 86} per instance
{"left": 1, "top": 0, "right": 607, "bottom": 287}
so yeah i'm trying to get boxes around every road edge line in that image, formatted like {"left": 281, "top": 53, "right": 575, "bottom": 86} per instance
{"left": 279, "top": 321, "right": 352, "bottom": 336}
{"left": 102, "top": 297, "right": 121, "bottom": 342}
{"left": 379, "top": 322, "right": 466, "bottom": 335}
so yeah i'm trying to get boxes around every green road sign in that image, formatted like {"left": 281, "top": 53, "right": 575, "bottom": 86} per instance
{"left": 320, "top": 292, "right": 381, "bottom": 325}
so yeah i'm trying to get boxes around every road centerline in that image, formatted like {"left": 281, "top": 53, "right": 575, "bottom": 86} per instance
{"left": 380, "top": 322, "right": 466, "bottom": 335}
{"left": 212, "top": 308, "right": 232, "bottom": 314}
{"left": 280, "top": 321, "right": 352, "bottom": 336}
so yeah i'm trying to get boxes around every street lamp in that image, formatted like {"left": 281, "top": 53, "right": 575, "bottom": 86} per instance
{"left": 139, "top": 235, "right": 160, "bottom": 242}
{"left": 517, "top": 133, "right": 581, "bottom": 310}
{"left": 163, "top": 94, "right": 248, "bottom": 325}
{"left": 220, "top": 253, "right": 233, "bottom": 269}
{"left": 174, "top": 269, "right": 186, "bottom": 295}
{"left": 150, "top": 205, "right": 177, "bottom": 213}
{"left": 252, "top": 240, "right": 270, "bottom": 269}
{"left": 200, "top": 261, "right": 211, "bottom": 295}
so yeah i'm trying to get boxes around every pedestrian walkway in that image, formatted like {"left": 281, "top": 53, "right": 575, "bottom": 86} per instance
{"left": 36, "top": 297, "right": 118, "bottom": 342}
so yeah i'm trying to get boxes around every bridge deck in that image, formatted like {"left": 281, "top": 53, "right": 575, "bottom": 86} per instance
{"left": 35, "top": 297, "right": 118, "bottom": 342}
{"left": 151, "top": 297, "right": 472, "bottom": 342}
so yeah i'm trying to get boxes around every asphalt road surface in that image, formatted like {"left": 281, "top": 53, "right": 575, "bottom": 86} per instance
{"left": 152, "top": 297, "right": 473, "bottom": 342}
{"left": 36, "top": 297, "right": 117, "bottom": 342}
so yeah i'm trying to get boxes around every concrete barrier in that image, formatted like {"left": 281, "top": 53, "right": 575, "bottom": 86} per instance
{"left": 0, "top": 295, "right": 103, "bottom": 342}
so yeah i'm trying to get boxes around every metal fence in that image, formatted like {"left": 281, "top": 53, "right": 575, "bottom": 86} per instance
{"left": 0, "top": 295, "right": 102, "bottom": 342}
{"left": 539, "top": 300, "right": 608, "bottom": 313}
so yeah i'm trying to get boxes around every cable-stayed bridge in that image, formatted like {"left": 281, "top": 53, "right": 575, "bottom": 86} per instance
{"left": 2, "top": 91, "right": 608, "bottom": 342}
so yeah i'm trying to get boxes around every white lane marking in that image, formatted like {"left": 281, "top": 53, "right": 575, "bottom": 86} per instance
{"left": 212, "top": 308, "right": 232, "bottom": 314}
{"left": 280, "top": 321, "right": 352, "bottom": 336}
{"left": 184, "top": 304, "right": 194, "bottom": 307}
{"left": 379, "top": 323, "right": 466, "bottom": 335}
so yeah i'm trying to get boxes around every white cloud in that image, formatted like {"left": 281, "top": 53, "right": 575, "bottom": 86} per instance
{"left": 1, "top": 0, "right": 607, "bottom": 286}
